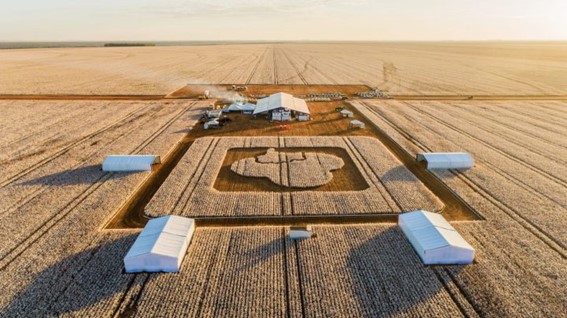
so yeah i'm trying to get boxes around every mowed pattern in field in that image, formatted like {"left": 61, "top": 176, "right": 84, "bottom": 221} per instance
{"left": 145, "top": 136, "right": 443, "bottom": 218}
{"left": 1, "top": 42, "right": 567, "bottom": 95}
{"left": 0, "top": 98, "right": 566, "bottom": 316}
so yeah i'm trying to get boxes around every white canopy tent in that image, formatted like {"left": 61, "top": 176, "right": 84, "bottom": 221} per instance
{"left": 124, "top": 215, "right": 195, "bottom": 273}
{"left": 102, "top": 155, "right": 160, "bottom": 172}
{"left": 240, "top": 103, "right": 256, "bottom": 112}
{"left": 416, "top": 152, "right": 474, "bottom": 169}
{"left": 349, "top": 120, "right": 365, "bottom": 129}
{"left": 340, "top": 109, "right": 353, "bottom": 118}
{"left": 253, "top": 93, "right": 310, "bottom": 116}
{"left": 398, "top": 210, "right": 475, "bottom": 265}
{"left": 225, "top": 102, "right": 256, "bottom": 113}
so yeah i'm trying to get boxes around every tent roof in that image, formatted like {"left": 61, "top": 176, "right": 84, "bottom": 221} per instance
{"left": 240, "top": 103, "right": 256, "bottom": 111}
{"left": 416, "top": 152, "right": 473, "bottom": 165}
{"left": 227, "top": 104, "right": 242, "bottom": 110}
{"left": 399, "top": 210, "right": 473, "bottom": 251}
{"left": 125, "top": 216, "right": 194, "bottom": 258}
{"left": 340, "top": 109, "right": 353, "bottom": 114}
{"left": 103, "top": 155, "right": 160, "bottom": 167}
{"left": 350, "top": 120, "right": 364, "bottom": 125}
{"left": 253, "top": 93, "right": 309, "bottom": 115}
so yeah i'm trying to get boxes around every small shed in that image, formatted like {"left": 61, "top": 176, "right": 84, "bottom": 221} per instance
{"left": 416, "top": 152, "right": 474, "bottom": 170}
{"left": 124, "top": 215, "right": 195, "bottom": 273}
{"left": 206, "top": 109, "right": 222, "bottom": 118}
{"left": 204, "top": 119, "right": 220, "bottom": 130}
{"left": 349, "top": 120, "right": 365, "bottom": 129}
{"left": 102, "top": 155, "right": 160, "bottom": 172}
{"left": 398, "top": 210, "right": 475, "bottom": 265}
{"left": 290, "top": 226, "right": 313, "bottom": 240}
{"left": 340, "top": 109, "right": 353, "bottom": 118}
{"left": 225, "top": 103, "right": 243, "bottom": 112}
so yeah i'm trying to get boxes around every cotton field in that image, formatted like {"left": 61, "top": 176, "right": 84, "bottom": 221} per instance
{"left": 1, "top": 42, "right": 566, "bottom": 317}
{"left": 145, "top": 136, "right": 443, "bottom": 218}
{"left": 2, "top": 43, "right": 567, "bottom": 95}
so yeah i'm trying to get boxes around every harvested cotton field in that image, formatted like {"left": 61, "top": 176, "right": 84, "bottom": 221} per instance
{"left": 0, "top": 99, "right": 208, "bottom": 259}
{"left": 352, "top": 100, "right": 567, "bottom": 245}
{"left": 1, "top": 41, "right": 566, "bottom": 317}
{"left": 145, "top": 136, "right": 443, "bottom": 218}
{"left": 2, "top": 42, "right": 567, "bottom": 95}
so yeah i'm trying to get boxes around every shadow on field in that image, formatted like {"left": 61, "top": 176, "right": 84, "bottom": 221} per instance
{"left": 382, "top": 165, "right": 417, "bottom": 182}
{"left": 344, "top": 227, "right": 465, "bottom": 317}
{"left": 18, "top": 164, "right": 141, "bottom": 186}
{"left": 236, "top": 236, "right": 287, "bottom": 272}
{"left": 2, "top": 234, "right": 139, "bottom": 317}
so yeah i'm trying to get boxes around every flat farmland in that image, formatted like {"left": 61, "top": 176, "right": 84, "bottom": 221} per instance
{"left": 352, "top": 100, "right": 567, "bottom": 246}
{"left": 1, "top": 42, "right": 566, "bottom": 317}
{"left": 2, "top": 42, "right": 567, "bottom": 95}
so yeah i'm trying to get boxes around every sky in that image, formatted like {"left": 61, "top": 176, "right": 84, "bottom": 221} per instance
{"left": 1, "top": 0, "right": 566, "bottom": 41}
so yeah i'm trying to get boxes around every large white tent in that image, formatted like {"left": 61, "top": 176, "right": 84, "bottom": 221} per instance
{"left": 225, "top": 102, "right": 256, "bottom": 113}
{"left": 416, "top": 152, "right": 474, "bottom": 169}
{"left": 398, "top": 210, "right": 475, "bottom": 265}
{"left": 102, "top": 155, "right": 161, "bottom": 172}
{"left": 253, "top": 93, "right": 309, "bottom": 119}
{"left": 124, "top": 215, "right": 195, "bottom": 273}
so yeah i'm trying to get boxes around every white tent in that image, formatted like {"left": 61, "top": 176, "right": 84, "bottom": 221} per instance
{"left": 398, "top": 210, "right": 475, "bottom": 265}
{"left": 124, "top": 215, "right": 195, "bottom": 273}
{"left": 204, "top": 119, "right": 220, "bottom": 130}
{"left": 253, "top": 92, "right": 310, "bottom": 116}
{"left": 340, "top": 109, "right": 353, "bottom": 118}
{"left": 240, "top": 103, "right": 256, "bottom": 112}
{"left": 226, "top": 103, "right": 243, "bottom": 112}
{"left": 349, "top": 120, "right": 365, "bottom": 129}
{"left": 102, "top": 155, "right": 160, "bottom": 172}
{"left": 416, "top": 152, "right": 474, "bottom": 169}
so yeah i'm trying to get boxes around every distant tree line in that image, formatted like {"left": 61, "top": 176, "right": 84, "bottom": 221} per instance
{"left": 104, "top": 43, "right": 156, "bottom": 47}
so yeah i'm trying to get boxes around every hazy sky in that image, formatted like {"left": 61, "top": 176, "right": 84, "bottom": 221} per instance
{"left": 1, "top": 0, "right": 566, "bottom": 41}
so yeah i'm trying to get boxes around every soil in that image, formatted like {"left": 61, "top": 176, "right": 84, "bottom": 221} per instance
{"left": 214, "top": 147, "right": 369, "bottom": 192}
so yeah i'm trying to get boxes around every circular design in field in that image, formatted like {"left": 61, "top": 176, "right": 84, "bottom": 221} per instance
{"left": 230, "top": 148, "right": 344, "bottom": 188}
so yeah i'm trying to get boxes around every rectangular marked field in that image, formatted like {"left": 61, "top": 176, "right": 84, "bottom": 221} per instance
{"left": 146, "top": 136, "right": 443, "bottom": 218}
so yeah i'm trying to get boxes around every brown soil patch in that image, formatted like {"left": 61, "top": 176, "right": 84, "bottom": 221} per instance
{"left": 214, "top": 147, "right": 369, "bottom": 192}
{"left": 189, "top": 101, "right": 374, "bottom": 138}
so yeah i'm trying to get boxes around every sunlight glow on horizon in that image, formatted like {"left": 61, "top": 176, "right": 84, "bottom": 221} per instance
{"left": 1, "top": 0, "right": 566, "bottom": 41}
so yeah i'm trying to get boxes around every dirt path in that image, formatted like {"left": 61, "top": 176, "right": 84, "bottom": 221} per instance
{"left": 0, "top": 95, "right": 164, "bottom": 100}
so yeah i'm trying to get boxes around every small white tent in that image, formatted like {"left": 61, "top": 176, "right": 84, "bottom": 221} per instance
{"left": 398, "top": 210, "right": 475, "bottom": 265}
{"left": 416, "top": 152, "right": 474, "bottom": 169}
{"left": 340, "top": 109, "right": 353, "bottom": 118}
{"left": 240, "top": 103, "right": 256, "bottom": 113}
{"left": 226, "top": 103, "right": 243, "bottom": 112}
{"left": 124, "top": 215, "right": 195, "bottom": 273}
{"left": 102, "top": 155, "right": 160, "bottom": 172}
{"left": 349, "top": 120, "right": 365, "bottom": 129}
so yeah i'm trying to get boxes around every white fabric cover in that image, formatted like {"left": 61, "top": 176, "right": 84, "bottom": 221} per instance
{"left": 253, "top": 92, "right": 309, "bottom": 115}
{"left": 399, "top": 210, "right": 475, "bottom": 265}
{"left": 240, "top": 103, "right": 256, "bottom": 111}
{"left": 124, "top": 216, "right": 195, "bottom": 272}
{"left": 416, "top": 152, "right": 474, "bottom": 169}
{"left": 102, "top": 155, "right": 160, "bottom": 172}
